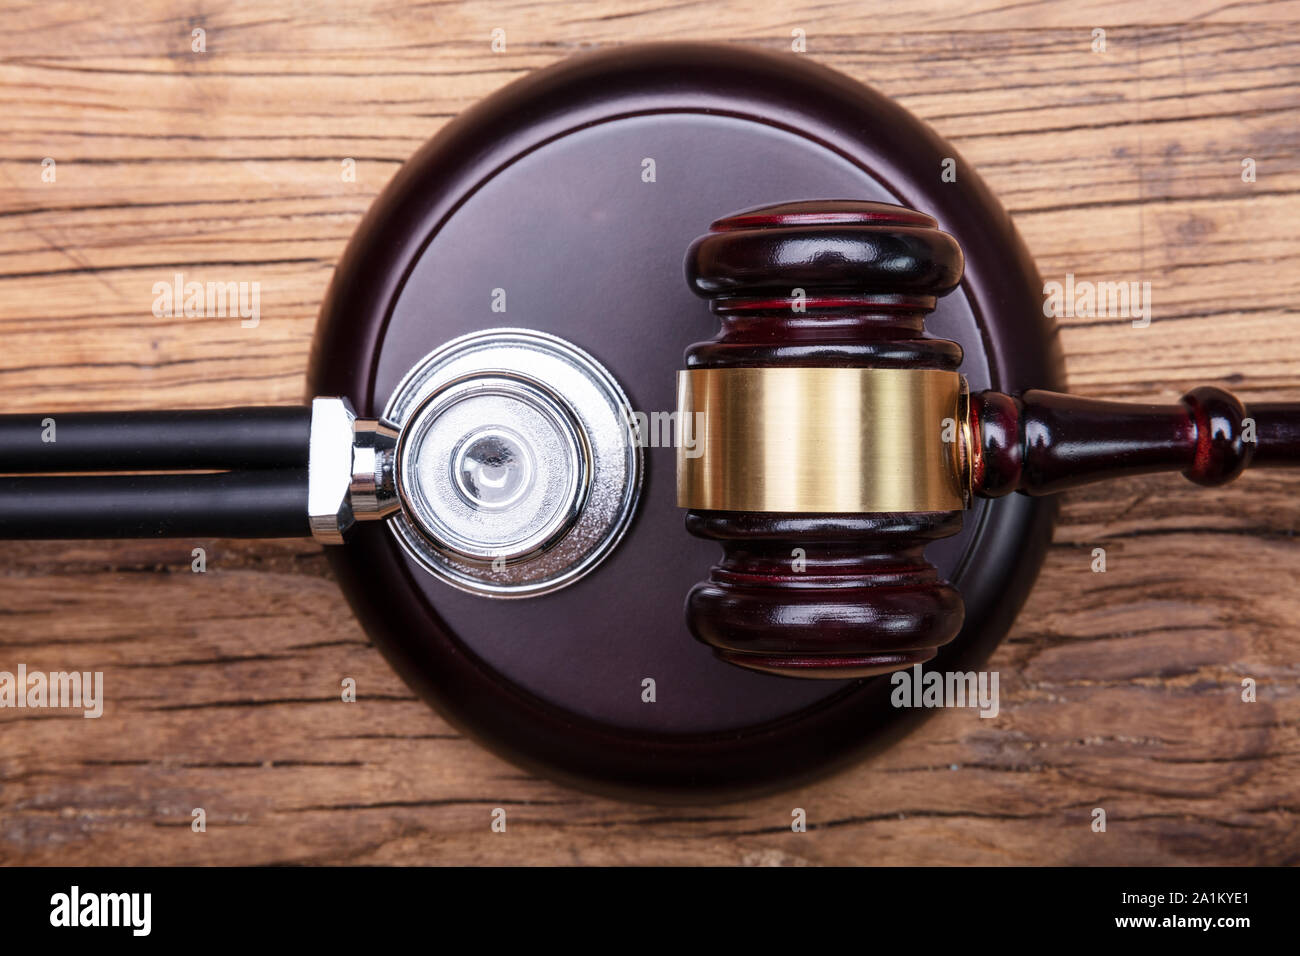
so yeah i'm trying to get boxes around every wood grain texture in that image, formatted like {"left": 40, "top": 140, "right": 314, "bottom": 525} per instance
{"left": 1, "top": 0, "right": 1298, "bottom": 865}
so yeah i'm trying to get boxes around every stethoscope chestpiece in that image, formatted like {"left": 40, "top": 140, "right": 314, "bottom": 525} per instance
{"left": 383, "top": 328, "right": 641, "bottom": 597}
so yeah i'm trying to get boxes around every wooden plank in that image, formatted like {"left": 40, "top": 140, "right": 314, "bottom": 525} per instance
{"left": 1, "top": 0, "right": 1297, "bottom": 865}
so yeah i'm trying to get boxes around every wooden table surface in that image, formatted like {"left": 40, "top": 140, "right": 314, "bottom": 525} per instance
{"left": 1, "top": 0, "right": 1298, "bottom": 866}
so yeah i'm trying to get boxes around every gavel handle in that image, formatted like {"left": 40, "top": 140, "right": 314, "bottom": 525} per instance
{"left": 970, "top": 386, "right": 1300, "bottom": 498}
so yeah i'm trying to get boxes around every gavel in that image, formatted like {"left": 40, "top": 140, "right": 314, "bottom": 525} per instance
{"left": 676, "top": 199, "right": 1300, "bottom": 680}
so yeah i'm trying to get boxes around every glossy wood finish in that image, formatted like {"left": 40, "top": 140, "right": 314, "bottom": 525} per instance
{"left": 682, "top": 199, "right": 1300, "bottom": 684}
{"left": 686, "top": 511, "right": 965, "bottom": 678}
{"left": 971, "top": 386, "right": 1300, "bottom": 496}
{"left": 310, "top": 45, "right": 1062, "bottom": 799}
{"left": 684, "top": 201, "right": 970, "bottom": 677}
{"left": 1249, "top": 403, "right": 1300, "bottom": 465}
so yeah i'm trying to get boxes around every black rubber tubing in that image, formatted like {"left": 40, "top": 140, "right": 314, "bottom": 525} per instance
{"left": 0, "top": 470, "right": 310, "bottom": 539}
{"left": 0, "top": 406, "right": 311, "bottom": 473}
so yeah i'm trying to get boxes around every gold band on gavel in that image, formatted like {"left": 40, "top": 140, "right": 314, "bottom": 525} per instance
{"left": 676, "top": 367, "right": 968, "bottom": 513}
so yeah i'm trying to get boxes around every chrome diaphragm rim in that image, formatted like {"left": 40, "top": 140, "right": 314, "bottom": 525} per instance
{"left": 383, "top": 328, "right": 642, "bottom": 598}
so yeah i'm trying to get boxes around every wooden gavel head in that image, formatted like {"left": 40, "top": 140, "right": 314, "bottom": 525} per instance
{"left": 679, "top": 199, "right": 1295, "bottom": 681}
{"left": 678, "top": 200, "right": 970, "bottom": 679}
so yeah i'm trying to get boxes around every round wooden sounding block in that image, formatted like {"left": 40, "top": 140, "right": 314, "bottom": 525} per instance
{"left": 308, "top": 43, "right": 1063, "bottom": 802}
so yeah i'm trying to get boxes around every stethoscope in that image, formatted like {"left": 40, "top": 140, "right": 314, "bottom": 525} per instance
{"left": 0, "top": 327, "right": 641, "bottom": 600}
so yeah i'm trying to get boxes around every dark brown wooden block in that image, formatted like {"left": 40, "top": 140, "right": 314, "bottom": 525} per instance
{"left": 308, "top": 42, "right": 1063, "bottom": 801}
